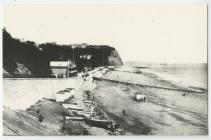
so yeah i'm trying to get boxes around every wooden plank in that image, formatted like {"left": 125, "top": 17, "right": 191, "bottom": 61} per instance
{"left": 62, "top": 104, "right": 83, "bottom": 110}
{"left": 61, "top": 101, "right": 78, "bottom": 104}
{"left": 76, "top": 111, "right": 91, "bottom": 114}
{"left": 77, "top": 113, "right": 90, "bottom": 118}
{"left": 68, "top": 107, "right": 83, "bottom": 111}
{"left": 83, "top": 100, "right": 93, "bottom": 104}
{"left": 66, "top": 116, "right": 84, "bottom": 121}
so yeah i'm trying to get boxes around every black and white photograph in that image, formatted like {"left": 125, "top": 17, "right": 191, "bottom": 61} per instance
{"left": 2, "top": 4, "right": 208, "bottom": 136}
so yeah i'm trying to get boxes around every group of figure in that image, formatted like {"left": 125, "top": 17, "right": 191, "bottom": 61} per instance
{"left": 108, "top": 121, "right": 120, "bottom": 133}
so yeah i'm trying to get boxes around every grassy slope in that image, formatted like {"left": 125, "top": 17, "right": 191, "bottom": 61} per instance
{"left": 3, "top": 100, "right": 68, "bottom": 136}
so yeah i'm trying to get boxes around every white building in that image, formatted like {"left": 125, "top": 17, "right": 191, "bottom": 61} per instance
{"left": 50, "top": 60, "right": 77, "bottom": 78}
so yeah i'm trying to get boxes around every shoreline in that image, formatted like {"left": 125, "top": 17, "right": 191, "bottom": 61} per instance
{"left": 3, "top": 66, "right": 208, "bottom": 135}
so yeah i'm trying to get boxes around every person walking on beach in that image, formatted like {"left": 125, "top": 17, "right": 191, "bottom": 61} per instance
{"left": 110, "top": 121, "right": 115, "bottom": 133}
{"left": 92, "top": 94, "right": 95, "bottom": 104}
{"left": 82, "top": 127, "right": 88, "bottom": 135}
{"left": 36, "top": 109, "right": 44, "bottom": 122}
{"left": 122, "top": 109, "right": 126, "bottom": 117}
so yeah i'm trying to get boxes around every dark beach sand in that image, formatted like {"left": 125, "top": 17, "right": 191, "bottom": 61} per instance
{"left": 93, "top": 71, "right": 208, "bottom": 135}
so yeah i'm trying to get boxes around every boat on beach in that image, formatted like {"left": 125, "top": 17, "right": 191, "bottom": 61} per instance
{"left": 84, "top": 117, "right": 111, "bottom": 129}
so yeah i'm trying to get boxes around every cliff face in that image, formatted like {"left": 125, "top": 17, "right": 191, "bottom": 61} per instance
{"left": 3, "top": 29, "right": 123, "bottom": 78}
{"left": 108, "top": 50, "right": 123, "bottom": 66}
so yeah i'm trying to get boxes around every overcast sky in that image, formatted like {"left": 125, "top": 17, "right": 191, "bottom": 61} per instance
{"left": 3, "top": 5, "right": 207, "bottom": 63}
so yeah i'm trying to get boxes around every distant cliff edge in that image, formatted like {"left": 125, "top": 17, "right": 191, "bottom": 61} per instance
{"left": 3, "top": 29, "right": 123, "bottom": 78}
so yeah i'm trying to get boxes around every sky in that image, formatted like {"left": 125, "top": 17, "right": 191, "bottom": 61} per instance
{"left": 3, "top": 4, "right": 207, "bottom": 63}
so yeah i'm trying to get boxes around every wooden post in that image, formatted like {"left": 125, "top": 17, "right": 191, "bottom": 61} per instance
{"left": 67, "top": 60, "right": 69, "bottom": 78}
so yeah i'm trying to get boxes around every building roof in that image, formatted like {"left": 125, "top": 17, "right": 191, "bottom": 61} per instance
{"left": 50, "top": 61, "right": 68, "bottom": 67}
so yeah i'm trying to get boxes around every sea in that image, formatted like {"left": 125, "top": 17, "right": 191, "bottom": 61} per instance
{"left": 124, "top": 62, "right": 208, "bottom": 91}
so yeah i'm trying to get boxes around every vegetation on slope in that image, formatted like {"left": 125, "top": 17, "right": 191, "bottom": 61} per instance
{"left": 3, "top": 29, "right": 123, "bottom": 78}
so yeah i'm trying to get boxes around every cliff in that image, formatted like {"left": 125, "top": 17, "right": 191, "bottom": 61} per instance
{"left": 3, "top": 29, "right": 123, "bottom": 78}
